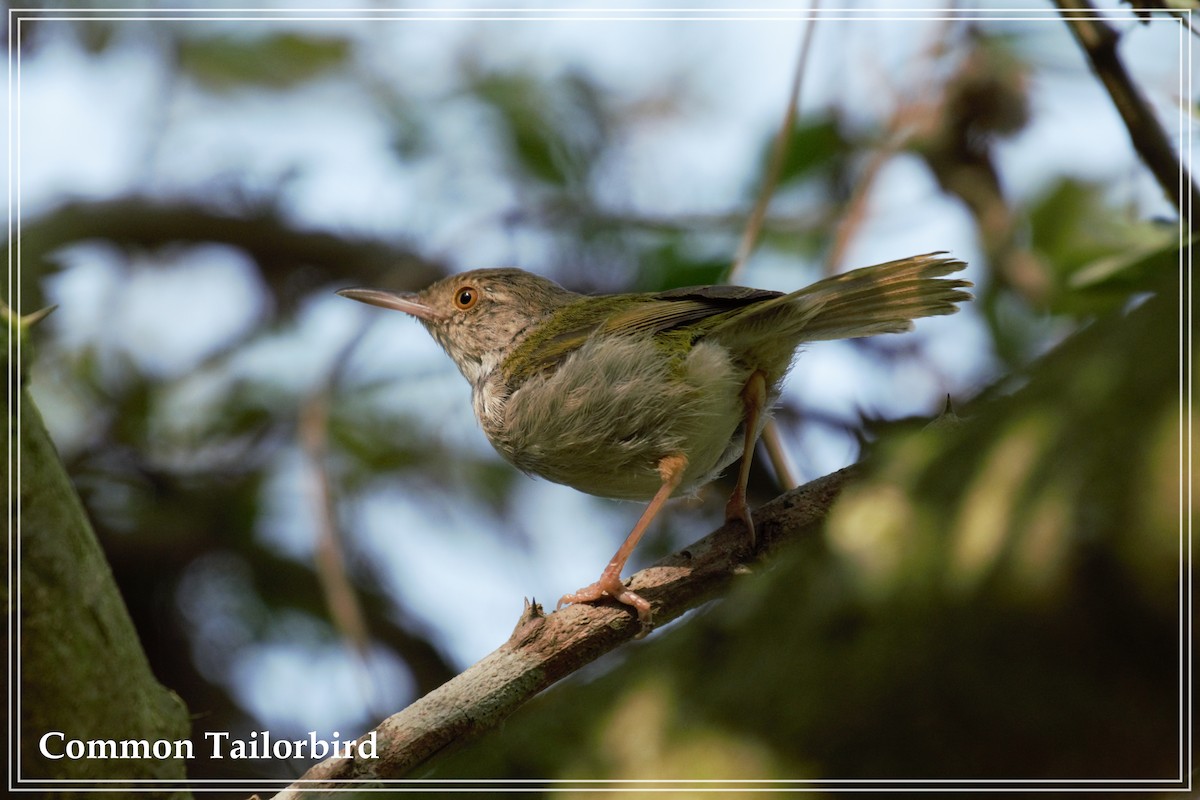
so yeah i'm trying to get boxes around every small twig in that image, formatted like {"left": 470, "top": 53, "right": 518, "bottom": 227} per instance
{"left": 269, "top": 465, "right": 858, "bottom": 794}
{"left": 760, "top": 423, "right": 800, "bottom": 490}
{"left": 529, "top": 201, "right": 831, "bottom": 238}
{"left": 825, "top": 12, "right": 957, "bottom": 274}
{"left": 299, "top": 329, "right": 381, "bottom": 712}
{"left": 824, "top": 143, "right": 898, "bottom": 276}
{"left": 728, "top": 0, "right": 820, "bottom": 282}
{"left": 1053, "top": 0, "right": 1197, "bottom": 225}
{"left": 725, "top": 2, "right": 820, "bottom": 488}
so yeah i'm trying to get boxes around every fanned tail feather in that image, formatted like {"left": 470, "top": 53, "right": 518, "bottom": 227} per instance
{"left": 779, "top": 252, "right": 972, "bottom": 341}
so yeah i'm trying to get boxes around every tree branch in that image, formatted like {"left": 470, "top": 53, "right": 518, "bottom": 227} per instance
{"left": 17, "top": 196, "right": 450, "bottom": 311}
{"left": 9, "top": 307, "right": 193, "bottom": 793}
{"left": 269, "top": 465, "right": 858, "bottom": 795}
{"left": 1054, "top": 0, "right": 1198, "bottom": 225}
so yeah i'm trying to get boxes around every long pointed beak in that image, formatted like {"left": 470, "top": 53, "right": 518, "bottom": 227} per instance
{"left": 336, "top": 288, "right": 439, "bottom": 322}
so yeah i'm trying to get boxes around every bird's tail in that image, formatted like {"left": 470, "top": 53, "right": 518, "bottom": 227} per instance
{"left": 707, "top": 252, "right": 972, "bottom": 353}
{"left": 779, "top": 252, "right": 972, "bottom": 341}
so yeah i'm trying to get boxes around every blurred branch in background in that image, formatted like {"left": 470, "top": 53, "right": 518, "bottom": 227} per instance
{"left": 20, "top": 195, "right": 448, "bottom": 312}
{"left": 299, "top": 328, "right": 384, "bottom": 718}
{"left": 824, "top": 16, "right": 955, "bottom": 275}
{"left": 1055, "top": 0, "right": 1198, "bottom": 224}
{"left": 728, "top": 2, "right": 818, "bottom": 283}
{"left": 911, "top": 27, "right": 1039, "bottom": 302}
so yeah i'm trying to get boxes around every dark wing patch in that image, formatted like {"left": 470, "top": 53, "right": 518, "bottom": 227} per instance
{"left": 653, "top": 284, "right": 784, "bottom": 304}
{"left": 602, "top": 285, "right": 784, "bottom": 337}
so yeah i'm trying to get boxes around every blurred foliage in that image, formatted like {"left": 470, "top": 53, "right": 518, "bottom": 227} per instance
{"left": 12, "top": 9, "right": 1191, "bottom": 790}
{"left": 1028, "top": 182, "right": 1182, "bottom": 313}
{"left": 176, "top": 32, "right": 352, "bottom": 91}
{"left": 469, "top": 66, "right": 610, "bottom": 189}
{"left": 628, "top": 238, "right": 733, "bottom": 292}
{"left": 767, "top": 114, "right": 853, "bottom": 189}
{"left": 17, "top": 197, "right": 447, "bottom": 314}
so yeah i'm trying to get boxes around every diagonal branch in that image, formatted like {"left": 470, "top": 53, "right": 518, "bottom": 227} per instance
{"left": 1054, "top": 0, "right": 1198, "bottom": 226}
{"left": 268, "top": 465, "right": 858, "bottom": 795}
{"left": 299, "top": 328, "right": 385, "bottom": 714}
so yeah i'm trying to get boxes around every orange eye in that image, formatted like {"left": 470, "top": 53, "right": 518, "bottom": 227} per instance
{"left": 454, "top": 286, "right": 478, "bottom": 310}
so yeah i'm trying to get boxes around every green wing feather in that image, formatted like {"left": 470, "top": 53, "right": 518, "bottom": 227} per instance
{"left": 601, "top": 285, "right": 782, "bottom": 336}
{"left": 502, "top": 286, "right": 780, "bottom": 385}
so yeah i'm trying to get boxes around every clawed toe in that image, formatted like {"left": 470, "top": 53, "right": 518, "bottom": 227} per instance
{"left": 557, "top": 574, "right": 653, "bottom": 632}
{"left": 556, "top": 579, "right": 610, "bottom": 610}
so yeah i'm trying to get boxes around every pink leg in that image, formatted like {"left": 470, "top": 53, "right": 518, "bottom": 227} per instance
{"left": 558, "top": 453, "right": 688, "bottom": 628}
{"left": 725, "top": 370, "right": 767, "bottom": 546}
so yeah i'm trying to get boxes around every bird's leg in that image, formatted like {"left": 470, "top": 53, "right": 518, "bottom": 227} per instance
{"left": 558, "top": 453, "right": 688, "bottom": 628}
{"left": 725, "top": 370, "right": 767, "bottom": 547}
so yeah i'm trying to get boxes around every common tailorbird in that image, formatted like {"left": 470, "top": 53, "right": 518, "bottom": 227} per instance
{"left": 338, "top": 252, "right": 971, "bottom": 629}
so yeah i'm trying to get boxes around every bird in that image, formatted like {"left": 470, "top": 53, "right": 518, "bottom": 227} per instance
{"left": 338, "top": 252, "right": 972, "bottom": 629}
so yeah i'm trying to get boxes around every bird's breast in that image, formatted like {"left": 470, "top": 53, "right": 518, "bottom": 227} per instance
{"left": 478, "top": 335, "right": 756, "bottom": 500}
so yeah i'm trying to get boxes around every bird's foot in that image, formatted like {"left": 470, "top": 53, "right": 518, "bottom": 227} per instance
{"left": 558, "top": 571, "right": 653, "bottom": 635}
{"left": 725, "top": 488, "right": 757, "bottom": 548}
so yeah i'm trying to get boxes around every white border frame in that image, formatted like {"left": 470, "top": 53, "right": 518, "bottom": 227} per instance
{"left": 6, "top": 3, "right": 1193, "bottom": 794}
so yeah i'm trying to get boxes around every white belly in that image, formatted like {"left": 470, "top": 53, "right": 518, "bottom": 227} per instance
{"left": 483, "top": 336, "right": 757, "bottom": 500}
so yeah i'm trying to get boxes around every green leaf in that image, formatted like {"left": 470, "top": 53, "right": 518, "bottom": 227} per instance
{"left": 633, "top": 238, "right": 731, "bottom": 292}
{"left": 1068, "top": 229, "right": 1190, "bottom": 295}
{"left": 1027, "top": 179, "right": 1181, "bottom": 316}
{"left": 469, "top": 68, "right": 608, "bottom": 187}
{"left": 177, "top": 33, "right": 352, "bottom": 91}
{"left": 762, "top": 115, "right": 850, "bottom": 189}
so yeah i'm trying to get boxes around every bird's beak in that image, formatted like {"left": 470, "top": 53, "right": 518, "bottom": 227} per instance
{"left": 336, "top": 288, "right": 440, "bottom": 322}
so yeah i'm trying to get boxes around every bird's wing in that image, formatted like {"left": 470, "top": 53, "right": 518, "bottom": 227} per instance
{"left": 501, "top": 286, "right": 782, "bottom": 385}
{"left": 601, "top": 285, "right": 783, "bottom": 337}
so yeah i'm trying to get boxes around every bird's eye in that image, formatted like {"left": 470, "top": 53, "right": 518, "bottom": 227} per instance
{"left": 454, "top": 286, "right": 478, "bottom": 310}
